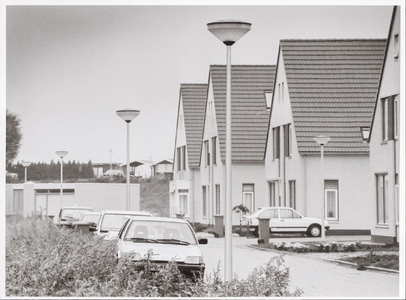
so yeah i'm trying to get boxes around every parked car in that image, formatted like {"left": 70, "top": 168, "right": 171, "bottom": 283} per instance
{"left": 103, "top": 169, "right": 124, "bottom": 177}
{"left": 246, "top": 207, "right": 330, "bottom": 237}
{"left": 95, "top": 210, "right": 152, "bottom": 239}
{"left": 117, "top": 216, "right": 207, "bottom": 279}
{"left": 57, "top": 206, "right": 93, "bottom": 226}
{"left": 75, "top": 212, "right": 101, "bottom": 231}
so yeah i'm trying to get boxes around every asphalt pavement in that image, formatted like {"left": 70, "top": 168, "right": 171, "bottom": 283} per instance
{"left": 200, "top": 235, "right": 401, "bottom": 298}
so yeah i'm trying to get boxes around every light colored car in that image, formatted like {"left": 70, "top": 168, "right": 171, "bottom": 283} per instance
{"left": 57, "top": 206, "right": 93, "bottom": 226}
{"left": 95, "top": 210, "right": 152, "bottom": 239}
{"left": 76, "top": 212, "right": 101, "bottom": 231}
{"left": 246, "top": 207, "right": 330, "bottom": 237}
{"left": 117, "top": 216, "right": 207, "bottom": 279}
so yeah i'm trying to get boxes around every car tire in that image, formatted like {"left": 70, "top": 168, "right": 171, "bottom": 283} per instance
{"left": 307, "top": 225, "right": 321, "bottom": 237}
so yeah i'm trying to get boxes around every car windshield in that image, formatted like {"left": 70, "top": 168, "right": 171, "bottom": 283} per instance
{"left": 124, "top": 220, "right": 197, "bottom": 245}
{"left": 80, "top": 213, "right": 100, "bottom": 224}
{"left": 100, "top": 214, "right": 145, "bottom": 231}
{"left": 61, "top": 209, "right": 92, "bottom": 220}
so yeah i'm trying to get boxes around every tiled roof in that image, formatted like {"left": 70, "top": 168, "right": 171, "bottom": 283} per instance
{"left": 280, "top": 39, "right": 386, "bottom": 154}
{"left": 180, "top": 84, "right": 208, "bottom": 168}
{"left": 210, "top": 65, "right": 276, "bottom": 162}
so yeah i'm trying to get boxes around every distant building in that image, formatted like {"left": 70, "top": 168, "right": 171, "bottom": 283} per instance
{"left": 152, "top": 159, "right": 173, "bottom": 180}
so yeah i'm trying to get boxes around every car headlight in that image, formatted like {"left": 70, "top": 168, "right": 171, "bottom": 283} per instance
{"left": 184, "top": 256, "right": 203, "bottom": 264}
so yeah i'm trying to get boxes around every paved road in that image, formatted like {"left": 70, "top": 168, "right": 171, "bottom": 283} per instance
{"left": 200, "top": 236, "right": 401, "bottom": 298}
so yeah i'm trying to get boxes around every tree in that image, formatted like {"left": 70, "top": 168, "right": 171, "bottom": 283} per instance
{"left": 6, "top": 110, "right": 22, "bottom": 165}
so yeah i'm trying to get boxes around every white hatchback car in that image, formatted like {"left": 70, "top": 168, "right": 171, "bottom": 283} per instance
{"left": 246, "top": 207, "right": 330, "bottom": 237}
{"left": 95, "top": 210, "right": 152, "bottom": 239}
{"left": 117, "top": 216, "right": 207, "bottom": 279}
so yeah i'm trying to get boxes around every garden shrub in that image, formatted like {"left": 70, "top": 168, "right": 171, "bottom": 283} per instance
{"left": 6, "top": 217, "right": 302, "bottom": 297}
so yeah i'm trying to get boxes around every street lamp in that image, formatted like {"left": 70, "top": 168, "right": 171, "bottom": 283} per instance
{"left": 116, "top": 109, "right": 140, "bottom": 211}
{"left": 313, "top": 135, "right": 330, "bottom": 241}
{"left": 208, "top": 19, "right": 251, "bottom": 281}
{"left": 21, "top": 160, "right": 31, "bottom": 183}
{"left": 55, "top": 151, "right": 69, "bottom": 208}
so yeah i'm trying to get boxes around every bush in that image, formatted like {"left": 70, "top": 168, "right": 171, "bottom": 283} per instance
{"left": 6, "top": 217, "right": 302, "bottom": 297}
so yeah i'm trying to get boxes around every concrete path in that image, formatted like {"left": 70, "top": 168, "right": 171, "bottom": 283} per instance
{"left": 200, "top": 236, "right": 401, "bottom": 298}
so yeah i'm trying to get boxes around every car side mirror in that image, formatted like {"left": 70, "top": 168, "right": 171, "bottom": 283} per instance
{"left": 198, "top": 238, "right": 208, "bottom": 245}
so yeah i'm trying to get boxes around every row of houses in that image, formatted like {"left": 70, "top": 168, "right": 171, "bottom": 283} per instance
{"left": 170, "top": 7, "right": 401, "bottom": 244}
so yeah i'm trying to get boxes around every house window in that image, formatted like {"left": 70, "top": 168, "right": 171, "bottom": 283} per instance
{"left": 243, "top": 184, "right": 255, "bottom": 213}
{"left": 324, "top": 180, "right": 338, "bottom": 220}
{"left": 212, "top": 136, "right": 217, "bottom": 165}
{"left": 178, "top": 189, "right": 189, "bottom": 216}
{"left": 202, "top": 186, "right": 207, "bottom": 217}
{"left": 284, "top": 124, "right": 291, "bottom": 157}
{"left": 204, "top": 140, "right": 210, "bottom": 166}
{"left": 272, "top": 127, "right": 280, "bottom": 160}
{"left": 182, "top": 146, "right": 186, "bottom": 170}
{"left": 394, "top": 34, "right": 399, "bottom": 59}
{"left": 394, "top": 96, "right": 398, "bottom": 139}
{"left": 215, "top": 184, "right": 221, "bottom": 215}
{"left": 281, "top": 82, "right": 284, "bottom": 102}
{"left": 289, "top": 181, "right": 296, "bottom": 209}
{"left": 382, "top": 96, "right": 395, "bottom": 141}
{"left": 177, "top": 147, "right": 181, "bottom": 171}
{"left": 269, "top": 181, "right": 276, "bottom": 207}
{"left": 376, "top": 174, "right": 389, "bottom": 225}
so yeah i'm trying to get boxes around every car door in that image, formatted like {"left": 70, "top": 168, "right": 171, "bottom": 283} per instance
{"left": 279, "top": 208, "right": 307, "bottom": 233}
{"left": 268, "top": 208, "right": 283, "bottom": 233}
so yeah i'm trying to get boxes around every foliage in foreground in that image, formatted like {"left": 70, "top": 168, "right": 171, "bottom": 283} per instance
{"left": 6, "top": 217, "right": 302, "bottom": 297}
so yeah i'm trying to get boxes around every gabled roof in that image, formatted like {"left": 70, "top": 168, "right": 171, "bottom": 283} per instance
{"left": 279, "top": 39, "right": 386, "bottom": 154}
{"left": 180, "top": 84, "right": 208, "bottom": 168}
{"left": 210, "top": 65, "right": 276, "bottom": 162}
{"left": 368, "top": 6, "right": 398, "bottom": 142}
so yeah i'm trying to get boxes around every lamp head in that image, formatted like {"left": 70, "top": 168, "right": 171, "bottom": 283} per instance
{"left": 313, "top": 135, "right": 331, "bottom": 147}
{"left": 116, "top": 109, "right": 140, "bottom": 123}
{"left": 21, "top": 161, "right": 31, "bottom": 167}
{"left": 56, "top": 151, "right": 69, "bottom": 158}
{"left": 207, "top": 20, "right": 251, "bottom": 46}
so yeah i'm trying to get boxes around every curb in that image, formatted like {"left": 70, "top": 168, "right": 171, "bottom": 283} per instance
{"left": 247, "top": 245, "right": 399, "bottom": 274}
{"left": 323, "top": 258, "right": 399, "bottom": 274}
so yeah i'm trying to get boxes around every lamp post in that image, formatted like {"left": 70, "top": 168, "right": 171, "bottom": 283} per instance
{"left": 21, "top": 161, "right": 31, "bottom": 183}
{"left": 55, "top": 151, "right": 69, "bottom": 208}
{"left": 313, "top": 135, "right": 330, "bottom": 240}
{"left": 116, "top": 109, "right": 140, "bottom": 211}
{"left": 207, "top": 20, "right": 251, "bottom": 281}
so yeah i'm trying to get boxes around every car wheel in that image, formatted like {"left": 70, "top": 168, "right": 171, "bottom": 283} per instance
{"left": 307, "top": 225, "right": 321, "bottom": 237}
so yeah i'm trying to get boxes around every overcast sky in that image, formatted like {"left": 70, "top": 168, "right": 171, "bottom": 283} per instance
{"left": 3, "top": 1, "right": 396, "bottom": 165}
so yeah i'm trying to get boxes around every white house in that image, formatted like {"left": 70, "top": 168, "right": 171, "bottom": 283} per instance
{"left": 265, "top": 38, "right": 386, "bottom": 234}
{"left": 368, "top": 6, "right": 401, "bottom": 244}
{"left": 170, "top": 84, "right": 207, "bottom": 221}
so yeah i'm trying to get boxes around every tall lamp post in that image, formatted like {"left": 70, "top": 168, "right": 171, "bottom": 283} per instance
{"left": 21, "top": 161, "right": 31, "bottom": 183}
{"left": 116, "top": 109, "right": 140, "bottom": 211}
{"left": 207, "top": 19, "right": 251, "bottom": 281}
{"left": 313, "top": 135, "right": 330, "bottom": 241}
{"left": 55, "top": 151, "right": 69, "bottom": 208}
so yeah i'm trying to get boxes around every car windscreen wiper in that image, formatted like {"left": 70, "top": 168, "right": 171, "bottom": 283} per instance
{"left": 127, "top": 237, "right": 159, "bottom": 243}
{"left": 157, "top": 239, "right": 190, "bottom": 245}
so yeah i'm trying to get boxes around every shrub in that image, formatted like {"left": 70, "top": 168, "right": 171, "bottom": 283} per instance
{"left": 6, "top": 217, "right": 302, "bottom": 297}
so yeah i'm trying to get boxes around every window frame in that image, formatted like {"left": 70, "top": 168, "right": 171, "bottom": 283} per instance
{"left": 376, "top": 173, "right": 389, "bottom": 225}
{"left": 242, "top": 184, "right": 255, "bottom": 213}
{"left": 289, "top": 180, "right": 296, "bottom": 209}
{"left": 215, "top": 184, "right": 221, "bottom": 215}
{"left": 272, "top": 127, "right": 280, "bottom": 160}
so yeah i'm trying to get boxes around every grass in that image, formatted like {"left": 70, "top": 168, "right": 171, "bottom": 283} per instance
{"left": 340, "top": 254, "right": 399, "bottom": 271}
